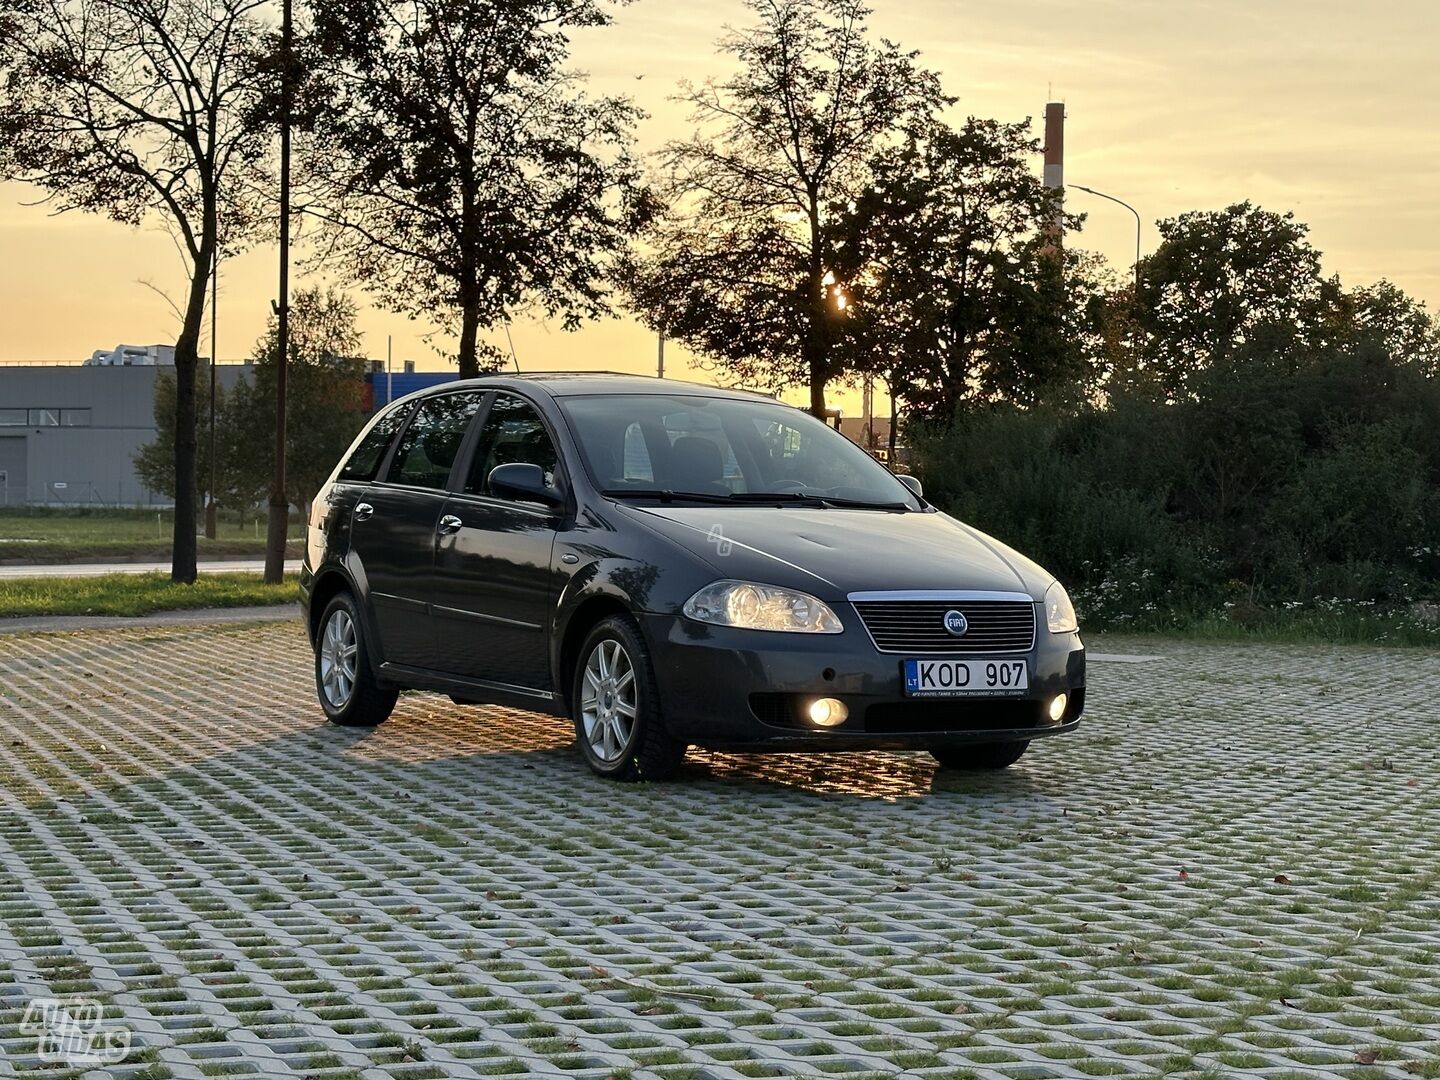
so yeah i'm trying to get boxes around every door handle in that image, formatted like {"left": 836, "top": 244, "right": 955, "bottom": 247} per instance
{"left": 438, "top": 514, "right": 463, "bottom": 535}
{"left": 353, "top": 502, "right": 374, "bottom": 521}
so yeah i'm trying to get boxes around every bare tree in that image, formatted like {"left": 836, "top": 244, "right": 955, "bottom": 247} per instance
{"left": 299, "top": 0, "right": 652, "bottom": 378}
{"left": 630, "top": 0, "right": 945, "bottom": 416}
{"left": 0, "top": 0, "right": 270, "bottom": 581}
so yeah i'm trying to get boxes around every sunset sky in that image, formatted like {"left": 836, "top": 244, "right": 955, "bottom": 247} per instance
{"left": 1, "top": 0, "right": 1436, "bottom": 415}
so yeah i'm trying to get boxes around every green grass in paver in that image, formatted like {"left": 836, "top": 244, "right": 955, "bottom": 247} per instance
{"left": 0, "top": 571, "right": 297, "bottom": 616}
{"left": 2, "top": 625, "right": 1439, "bottom": 1078}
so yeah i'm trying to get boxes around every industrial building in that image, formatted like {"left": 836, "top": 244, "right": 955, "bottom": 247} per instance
{"left": 0, "top": 363, "right": 255, "bottom": 506}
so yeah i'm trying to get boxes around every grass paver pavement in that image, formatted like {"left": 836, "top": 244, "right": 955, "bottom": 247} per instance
{"left": 0, "top": 623, "right": 1436, "bottom": 1078}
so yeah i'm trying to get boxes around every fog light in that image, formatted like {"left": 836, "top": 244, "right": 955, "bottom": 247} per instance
{"left": 1048, "top": 693, "right": 1068, "bottom": 723}
{"left": 807, "top": 697, "right": 848, "bottom": 727}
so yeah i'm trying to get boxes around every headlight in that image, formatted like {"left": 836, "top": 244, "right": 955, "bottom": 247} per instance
{"left": 1045, "top": 581, "right": 1079, "bottom": 634}
{"left": 683, "top": 580, "right": 843, "bottom": 633}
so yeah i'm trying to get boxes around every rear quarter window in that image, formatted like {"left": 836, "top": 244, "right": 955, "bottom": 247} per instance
{"left": 338, "top": 403, "right": 411, "bottom": 482}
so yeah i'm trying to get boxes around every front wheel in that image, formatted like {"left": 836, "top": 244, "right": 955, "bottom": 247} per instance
{"left": 572, "top": 616, "right": 686, "bottom": 781}
{"left": 930, "top": 740, "right": 1029, "bottom": 770}
{"left": 315, "top": 592, "right": 398, "bottom": 728}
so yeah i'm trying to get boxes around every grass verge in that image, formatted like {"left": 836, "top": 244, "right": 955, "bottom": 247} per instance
{"left": 0, "top": 508, "right": 302, "bottom": 563}
{"left": 0, "top": 573, "right": 299, "bottom": 618}
{"left": 1088, "top": 605, "right": 1440, "bottom": 648}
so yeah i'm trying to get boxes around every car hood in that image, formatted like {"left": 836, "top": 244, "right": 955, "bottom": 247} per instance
{"left": 622, "top": 504, "right": 1051, "bottom": 601}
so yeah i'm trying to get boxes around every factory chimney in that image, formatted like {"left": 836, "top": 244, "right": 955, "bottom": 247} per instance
{"left": 1042, "top": 101, "right": 1065, "bottom": 247}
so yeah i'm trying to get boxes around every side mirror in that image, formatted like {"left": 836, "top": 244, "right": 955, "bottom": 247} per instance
{"left": 896, "top": 473, "right": 923, "bottom": 498}
{"left": 488, "top": 462, "right": 564, "bottom": 508}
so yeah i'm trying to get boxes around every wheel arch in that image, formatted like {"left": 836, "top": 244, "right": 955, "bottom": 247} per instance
{"left": 307, "top": 567, "right": 359, "bottom": 647}
{"left": 556, "top": 593, "right": 634, "bottom": 712}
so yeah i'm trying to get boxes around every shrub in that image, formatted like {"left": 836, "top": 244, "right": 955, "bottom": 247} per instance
{"left": 908, "top": 350, "right": 1440, "bottom": 629}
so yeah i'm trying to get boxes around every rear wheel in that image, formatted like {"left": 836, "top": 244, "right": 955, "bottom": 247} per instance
{"left": 930, "top": 740, "right": 1029, "bottom": 770}
{"left": 315, "top": 592, "right": 398, "bottom": 728}
{"left": 572, "top": 616, "right": 685, "bottom": 781}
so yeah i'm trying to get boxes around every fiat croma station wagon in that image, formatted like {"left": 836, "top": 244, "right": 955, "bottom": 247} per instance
{"left": 299, "top": 374, "right": 1085, "bottom": 780}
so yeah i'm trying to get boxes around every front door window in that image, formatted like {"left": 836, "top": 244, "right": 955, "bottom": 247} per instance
{"left": 465, "top": 393, "right": 559, "bottom": 496}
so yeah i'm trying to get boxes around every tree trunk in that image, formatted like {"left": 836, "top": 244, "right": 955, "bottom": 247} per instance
{"left": 808, "top": 358, "right": 826, "bottom": 419}
{"left": 804, "top": 200, "right": 829, "bottom": 419}
{"left": 170, "top": 252, "right": 211, "bottom": 584}
{"left": 887, "top": 377, "right": 899, "bottom": 464}
{"left": 805, "top": 290, "right": 829, "bottom": 419}
{"left": 457, "top": 292, "right": 480, "bottom": 379}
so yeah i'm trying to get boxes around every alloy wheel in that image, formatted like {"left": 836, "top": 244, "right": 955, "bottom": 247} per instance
{"left": 580, "top": 638, "right": 637, "bottom": 763}
{"left": 319, "top": 608, "right": 358, "bottom": 709}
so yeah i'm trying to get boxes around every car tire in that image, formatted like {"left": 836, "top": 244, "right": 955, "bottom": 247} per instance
{"left": 572, "top": 615, "right": 686, "bottom": 781}
{"left": 930, "top": 740, "right": 1030, "bottom": 770}
{"left": 314, "top": 592, "right": 398, "bottom": 728}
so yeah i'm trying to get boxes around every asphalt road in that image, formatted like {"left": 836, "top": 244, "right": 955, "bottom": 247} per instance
{"left": 0, "top": 558, "right": 301, "bottom": 579}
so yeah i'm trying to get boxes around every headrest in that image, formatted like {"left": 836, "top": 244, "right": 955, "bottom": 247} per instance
{"left": 668, "top": 436, "right": 723, "bottom": 486}
{"left": 422, "top": 429, "right": 463, "bottom": 469}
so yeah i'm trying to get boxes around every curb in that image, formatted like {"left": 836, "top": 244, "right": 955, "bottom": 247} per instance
{"left": 0, "top": 604, "right": 300, "bottom": 634}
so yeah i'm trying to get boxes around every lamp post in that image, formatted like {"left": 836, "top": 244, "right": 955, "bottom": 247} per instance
{"left": 262, "top": 0, "right": 292, "bottom": 585}
{"left": 205, "top": 246, "right": 218, "bottom": 539}
{"left": 1071, "top": 184, "right": 1142, "bottom": 291}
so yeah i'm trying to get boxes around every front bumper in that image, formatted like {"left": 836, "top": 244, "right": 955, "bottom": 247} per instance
{"left": 641, "top": 613, "right": 1086, "bottom": 752}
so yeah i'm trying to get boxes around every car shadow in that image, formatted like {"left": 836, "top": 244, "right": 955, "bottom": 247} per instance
{"left": 330, "top": 693, "right": 1052, "bottom": 804}
{"left": 8, "top": 689, "right": 1055, "bottom": 832}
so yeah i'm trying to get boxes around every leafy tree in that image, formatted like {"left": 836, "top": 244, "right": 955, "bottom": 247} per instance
{"left": 1312, "top": 277, "right": 1440, "bottom": 372}
{"left": 1124, "top": 203, "right": 1440, "bottom": 399}
{"left": 630, "top": 0, "right": 945, "bottom": 416}
{"left": 0, "top": 0, "right": 271, "bottom": 581}
{"left": 134, "top": 363, "right": 229, "bottom": 506}
{"left": 225, "top": 286, "right": 370, "bottom": 508}
{"left": 830, "top": 117, "right": 1099, "bottom": 420}
{"left": 298, "top": 0, "right": 650, "bottom": 377}
{"left": 1132, "top": 202, "right": 1323, "bottom": 399}
{"left": 136, "top": 288, "right": 370, "bottom": 514}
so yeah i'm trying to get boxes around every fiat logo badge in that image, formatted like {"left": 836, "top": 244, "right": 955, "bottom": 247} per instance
{"left": 943, "top": 609, "right": 968, "bottom": 636}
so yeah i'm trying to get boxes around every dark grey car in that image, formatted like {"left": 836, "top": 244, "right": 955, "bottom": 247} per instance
{"left": 299, "top": 374, "right": 1085, "bottom": 780}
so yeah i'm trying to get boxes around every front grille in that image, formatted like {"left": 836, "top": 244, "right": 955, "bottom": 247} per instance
{"left": 851, "top": 596, "right": 1037, "bottom": 654}
{"left": 864, "top": 700, "right": 1042, "bottom": 734}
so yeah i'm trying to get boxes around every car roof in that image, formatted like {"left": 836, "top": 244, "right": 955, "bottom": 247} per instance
{"left": 412, "top": 371, "right": 777, "bottom": 402}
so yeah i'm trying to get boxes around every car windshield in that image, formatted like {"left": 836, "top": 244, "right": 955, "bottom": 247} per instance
{"left": 558, "top": 393, "right": 922, "bottom": 510}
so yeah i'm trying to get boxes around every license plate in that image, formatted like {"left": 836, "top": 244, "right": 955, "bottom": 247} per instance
{"left": 903, "top": 658, "right": 1028, "bottom": 697}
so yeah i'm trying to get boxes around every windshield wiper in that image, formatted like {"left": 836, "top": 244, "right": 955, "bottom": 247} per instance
{"left": 602, "top": 488, "right": 739, "bottom": 505}
{"left": 721, "top": 491, "right": 911, "bottom": 511}
{"left": 804, "top": 494, "right": 912, "bottom": 512}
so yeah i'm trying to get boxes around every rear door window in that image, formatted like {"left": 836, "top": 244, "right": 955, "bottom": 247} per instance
{"left": 386, "top": 392, "right": 485, "bottom": 489}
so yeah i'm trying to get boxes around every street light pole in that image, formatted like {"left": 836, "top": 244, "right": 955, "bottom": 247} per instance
{"left": 205, "top": 246, "right": 218, "bottom": 539}
{"left": 262, "top": 0, "right": 292, "bottom": 585}
{"left": 1072, "top": 184, "right": 1142, "bottom": 292}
